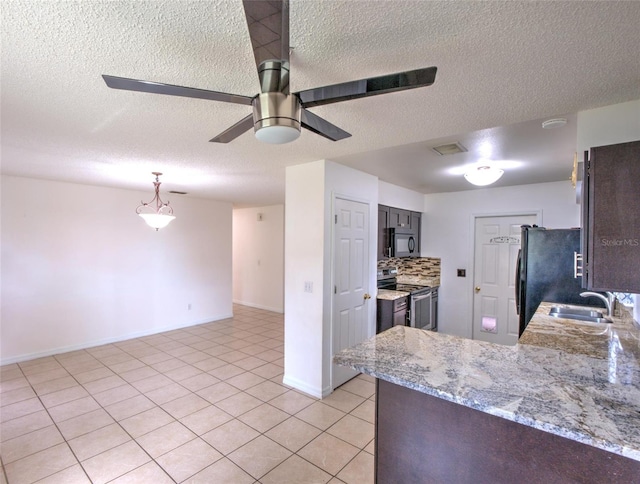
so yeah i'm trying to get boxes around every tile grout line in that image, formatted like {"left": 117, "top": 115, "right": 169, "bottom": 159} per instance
{"left": 2, "top": 307, "right": 373, "bottom": 483}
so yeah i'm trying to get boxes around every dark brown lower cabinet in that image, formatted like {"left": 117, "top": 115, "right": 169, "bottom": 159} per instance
{"left": 376, "top": 297, "right": 408, "bottom": 333}
{"left": 375, "top": 379, "right": 640, "bottom": 483}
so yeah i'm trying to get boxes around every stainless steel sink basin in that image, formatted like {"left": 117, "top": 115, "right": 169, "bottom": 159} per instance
{"left": 548, "top": 306, "right": 612, "bottom": 324}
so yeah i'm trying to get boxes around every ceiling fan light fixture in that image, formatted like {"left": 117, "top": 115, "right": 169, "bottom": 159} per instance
{"left": 255, "top": 124, "right": 301, "bottom": 144}
{"left": 464, "top": 165, "right": 504, "bottom": 186}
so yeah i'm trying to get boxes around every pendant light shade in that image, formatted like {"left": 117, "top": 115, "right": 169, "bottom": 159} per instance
{"left": 464, "top": 165, "right": 504, "bottom": 186}
{"left": 136, "top": 172, "right": 175, "bottom": 230}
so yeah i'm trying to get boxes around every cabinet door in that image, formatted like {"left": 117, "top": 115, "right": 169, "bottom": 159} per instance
{"left": 410, "top": 212, "right": 421, "bottom": 257}
{"left": 390, "top": 208, "right": 411, "bottom": 228}
{"left": 378, "top": 205, "right": 390, "bottom": 260}
{"left": 583, "top": 140, "right": 640, "bottom": 292}
{"left": 393, "top": 306, "right": 407, "bottom": 326}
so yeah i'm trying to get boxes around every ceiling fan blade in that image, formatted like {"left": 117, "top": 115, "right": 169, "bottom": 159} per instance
{"left": 243, "top": 0, "right": 290, "bottom": 92}
{"left": 102, "top": 75, "right": 254, "bottom": 106}
{"left": 297, "top": 66, "right": 437, "bottom": 108}
{"left": 209, "top": 114, "right": 254, "bottom": 143}
{"left": 301, "top": 109, "right": 351, "bottom": 142}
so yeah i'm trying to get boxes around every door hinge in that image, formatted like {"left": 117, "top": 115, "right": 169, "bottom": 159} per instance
{"left": 334, "top": 285, "right": 337, "bottom": 294}
{"left": 335, "top": 215, "right": 337, "bottom": 224}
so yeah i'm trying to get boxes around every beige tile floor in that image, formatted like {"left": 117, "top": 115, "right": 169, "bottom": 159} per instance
{"left": 0, "top": 305, "right": 375, "bottom": 484}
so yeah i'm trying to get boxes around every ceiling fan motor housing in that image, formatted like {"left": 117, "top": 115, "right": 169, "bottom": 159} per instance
{"left": 259, "top": 60, "right": 290, "bottom": 94}
{"left": 252, "top": 92, "right": 301, "bottom": 143}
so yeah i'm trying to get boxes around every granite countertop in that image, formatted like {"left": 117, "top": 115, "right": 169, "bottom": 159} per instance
{"left": 376, "top": 276, "right": 440, "bottom": 301}
{"left": 334, "top": 303, "right": 640, "bottom": 461}
{"left": 376, "top": 289, "right": 410, "bottom": 301}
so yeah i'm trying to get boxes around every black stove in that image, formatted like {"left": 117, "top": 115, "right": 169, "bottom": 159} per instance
{"left": 377, "top": 267, "right": 438, "bottom": 332}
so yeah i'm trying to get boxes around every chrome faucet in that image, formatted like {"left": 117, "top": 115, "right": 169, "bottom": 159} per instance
{"left": 607, "top": 292, "right": 618, "bottom": 316}
{"left": 580, "top": 291, "right": 612, "bottom": 316}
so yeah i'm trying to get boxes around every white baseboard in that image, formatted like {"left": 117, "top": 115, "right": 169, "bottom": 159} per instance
{"left": 282, "top": 374, "right": 325, "bottom": 399}
{"left": 233, "top": 299, "right": 284, "bottom": 314}
{"left": 0, "top": 313, "right": 233, "bottom": 366}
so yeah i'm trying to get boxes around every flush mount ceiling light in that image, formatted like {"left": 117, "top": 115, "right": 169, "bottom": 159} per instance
{"left": 464, "top": 164, "right": 504, "bottom": 186}
{"left": 542, "top": 118, "right": 567, "bottom": 129}
{"left": 136, "top": 172, "right": 175, "bottom": 231}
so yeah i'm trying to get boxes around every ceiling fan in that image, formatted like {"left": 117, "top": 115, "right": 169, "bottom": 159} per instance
{"left": 102, "top": 0, "right": 437, "bottom": 144}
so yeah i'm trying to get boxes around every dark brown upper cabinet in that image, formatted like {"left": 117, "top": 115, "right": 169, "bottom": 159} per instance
{"left": 378, "top": 204, "right": 422, "bottom": 260}
{"left": 389, "top": 207, "right": 411, "bottom": 229}
{"left": 378, "top": 205, "right": 391, "bottom": 260}
{"left": 582, "top": 140, "right": 640, "bottom": 292}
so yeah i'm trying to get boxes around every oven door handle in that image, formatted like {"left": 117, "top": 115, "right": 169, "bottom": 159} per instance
{"left": 412, "top": 292, "right": 432, "bottom": 301}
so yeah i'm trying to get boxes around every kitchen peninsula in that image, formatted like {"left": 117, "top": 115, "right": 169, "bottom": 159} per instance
{"left": 334, "top": 304, "right": 640, "bottom": 482}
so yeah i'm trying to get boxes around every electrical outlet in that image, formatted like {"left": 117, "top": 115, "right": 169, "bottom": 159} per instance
{"left": 457, "top": 269, "right": 466, "bottom": 277}
{"left": 304, "top": 281, "right": 313, "bottom": 293}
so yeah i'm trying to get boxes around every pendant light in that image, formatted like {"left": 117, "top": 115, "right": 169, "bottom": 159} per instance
{"left": 136, "top": 172, "right": 175, "bottom": 230}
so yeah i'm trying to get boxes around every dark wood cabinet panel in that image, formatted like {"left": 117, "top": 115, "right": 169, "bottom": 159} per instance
{"left": 376, "top": 297, "right": 408, "bottom": 333}
{"left": 582, "top": 140, "right": 640, "bottom": 292}
{"left": 378, "top": 205, "right": 422, "bottom": 260}
{"left": 376, "top": 379, "right": 640, "bottom": 483}
{"left": 410, "top": 211, "right": 421, "bottom": 255}
{"left": 379, "top": 204, "right": 422, "bottom": 259}
{"left": 378, "top": 205, "right": 390, "bottom": 260}
{"left": 389, "top": 208, "right": 411, "bottom": 229}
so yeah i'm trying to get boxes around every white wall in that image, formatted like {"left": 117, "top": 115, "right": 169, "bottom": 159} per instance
{"left": 1, "top": 176, "right": 233, "bottom": 364}
{"left": 577, "top": 99, "right": 640, "bottom": 153}
{"left": 284, "top": 160, "right": 378, "bottom": 398}
{"left": 378, "top": 180, "right": 424, "bottom": 212}
{"left": 283, "top": 161, "right": 327, "bottom": 397}
{"left": 423, "top": 181, "right": 579, "bottom": 338}
{"left": 232, "top": 205, "right": 284, "bottom": 313}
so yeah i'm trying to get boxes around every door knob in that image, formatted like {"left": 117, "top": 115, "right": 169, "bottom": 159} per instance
{"left": 475, "top": 286, "right": 481, "bottom": 293}
{"left": 364, "top": 293, "right": 371, "bottom": 300}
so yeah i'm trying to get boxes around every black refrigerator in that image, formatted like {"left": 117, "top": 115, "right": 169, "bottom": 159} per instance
{"left": 515, "top": 226, "right": 606, "bottom": 336}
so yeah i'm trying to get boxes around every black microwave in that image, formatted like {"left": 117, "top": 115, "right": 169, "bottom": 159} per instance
{"left": 391, "top": 229, "right": 418, "bottom": 257}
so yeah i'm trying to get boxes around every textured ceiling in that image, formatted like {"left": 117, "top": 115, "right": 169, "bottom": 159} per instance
{"left": 1, "top": 0, "right": 639, "bottom": 206}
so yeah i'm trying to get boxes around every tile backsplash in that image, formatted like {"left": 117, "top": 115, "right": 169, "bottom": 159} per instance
{"left": 378, "top": 257, "right": 441, "bottom": 286}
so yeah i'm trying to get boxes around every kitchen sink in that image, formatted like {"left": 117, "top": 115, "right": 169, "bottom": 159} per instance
{"left": 548, "top": 306, "right": 612, "bottom": 324}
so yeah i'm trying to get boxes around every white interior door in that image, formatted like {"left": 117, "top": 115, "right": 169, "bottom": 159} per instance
{"left": 332, "top": 197, "right": 371, "bottom": 389}
{"left": 472, "top": 214, "right": 536, "bottom": 345}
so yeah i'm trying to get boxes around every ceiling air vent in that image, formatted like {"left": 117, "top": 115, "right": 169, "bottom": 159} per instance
{"left": 168, "top": 191, "right": 188, "bottom": 195}
{"left": 431, "top": 142, "right": 467, "bottom": 156}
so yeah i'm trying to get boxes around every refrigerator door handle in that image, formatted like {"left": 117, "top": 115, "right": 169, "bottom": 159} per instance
{"left": 574, "top": 252, "right": 583, "bottom": 278}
